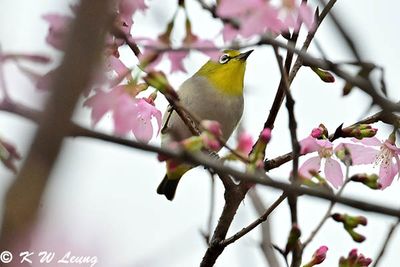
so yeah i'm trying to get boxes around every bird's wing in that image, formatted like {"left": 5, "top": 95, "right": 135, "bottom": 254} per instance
{"left": 161, "top": 105, "right": 174, "bottom": 134}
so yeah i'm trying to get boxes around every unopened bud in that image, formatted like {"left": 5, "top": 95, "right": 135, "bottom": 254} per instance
{"left": 201, "top": 134, "right": 221, "bottom": 151}
{"left": 260, "top": 128, "right": 272, "bottom": 143}
{"left": 342, "top": 124, "right": 378, "bottom": 140}
{"left": 303, "top": 246, "right": 328, "bottom": 267}
{"left": 339, "top": 249, "right": 372, "bottom": 267}
{"left": 311, "top": 67, "right": 335, "bottom": 83}
{"left": 201, "top": 120, "right": 222, "bottom": 138}
{"left": 311, "top": 124, "right": 328, "bottom": 139}
{"left": 311, "top": 128, "right": 323, "bottom": 138}
{"left": 332, "top": 213, "right": 367, "bottom": 243}
{"left": 348, "top": 229, "right": 366, "bottom": 243}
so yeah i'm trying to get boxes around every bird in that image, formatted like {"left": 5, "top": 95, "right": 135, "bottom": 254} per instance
{"left": 157, "top": 49, "right": 253, "bottom": 200}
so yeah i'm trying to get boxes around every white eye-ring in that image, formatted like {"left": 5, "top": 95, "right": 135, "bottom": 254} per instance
{"left": 219, "top": 54, "right": 230, "bottom": 64}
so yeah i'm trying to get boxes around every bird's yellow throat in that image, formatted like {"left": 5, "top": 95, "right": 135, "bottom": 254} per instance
{"left": 195, "top": 50, "right": 248, "bottom": 96}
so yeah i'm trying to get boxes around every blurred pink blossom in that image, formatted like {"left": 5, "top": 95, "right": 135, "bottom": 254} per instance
{"left": 217, "top": 0, "right": 282, "bottom": 41}
{"left": 117, "top": 0, "right": 148, "bottom": 35}
{"left": 281, "top": 0, "right": 315, "bottom": 30}
{"left": 299, "top": 136, "right": 343, "bottom": 188}
{"left": 217, "top": 0, "right": 315, "bottom": 41}
{"left": 84, "top": 86, "right": 161, "bottom": 143}
{"left": 236, "top": 132, "right": 254, "bottom": 155}
{"left": 137, "top": 34, "right": 218, "bottom": 73}
{"left": 42, "top": 14, "right": 73, "bottom": 51}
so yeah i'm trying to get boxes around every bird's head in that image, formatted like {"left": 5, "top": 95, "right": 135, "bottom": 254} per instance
{"left": 195, "top": 49, "right": 253, "bottom": 96}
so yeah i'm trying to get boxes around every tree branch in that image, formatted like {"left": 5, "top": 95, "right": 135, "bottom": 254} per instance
{"left": 0, "top": 0, "right": 114, "bottom": 253}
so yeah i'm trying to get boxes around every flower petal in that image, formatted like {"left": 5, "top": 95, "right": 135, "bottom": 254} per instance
{"left": 299, "top": 156, "right": 321, "bottom": 178}
{"left": 335, "top": 143, "right": 379, "bottom": 165}
{"left": 324, "top": 158, "right": 343, "bottom": 188}
{"left": 299, "top": 136, "right": 320, "bottom": 154}
{"left": 379, "top": 160, "right": 398, "bottom": 189}
{"left": 168, "top": 51, "right": 188, "bottom": 73}
{"left": 351, "top": 136, "right": 382, "bottom": 146}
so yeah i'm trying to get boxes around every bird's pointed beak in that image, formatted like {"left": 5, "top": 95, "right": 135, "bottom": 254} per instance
{"left": 237, "top": 49, "right": 254, "bottom": 61}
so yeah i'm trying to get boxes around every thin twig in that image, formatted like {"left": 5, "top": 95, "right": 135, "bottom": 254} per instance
{"left": 2, "top": 101, "right": 399, "bottom": 219}
{"left": 301, "top": 169, "right": 352, "bottom": 248}
{"left": 249, "top": 189, "right": 281, "bottom": 267}
{"left": 372, "top": 219, "right": 400, "bottom": 267}
{"left": 272, "top": 45, "right": 302, "bottom": 267}
{"left": 206, "top": 173, "right": 216, "bottom": 244}
{"left": 220, "top": 193, "right": 287, "bottom": 247}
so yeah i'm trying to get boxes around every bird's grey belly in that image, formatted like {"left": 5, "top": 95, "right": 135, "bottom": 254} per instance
{"left": 162, "top": 77, "right": 244, "bottom": 145}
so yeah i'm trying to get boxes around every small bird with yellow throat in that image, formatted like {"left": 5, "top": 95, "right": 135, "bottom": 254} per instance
{"left": 157, "top": 49, "right": 253, "bottom": 200}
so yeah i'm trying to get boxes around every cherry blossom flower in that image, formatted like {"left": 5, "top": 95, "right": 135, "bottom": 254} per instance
{"left": 281, "top": 0, "right": 315, "bottom": 30}
{"left": 299, "top": 136, "right": 344, "bottom": 188}
{"left": 117, "top": 0, "right": 148, "bottom": 35}
{"left": 137, "top": 20, "right": 218, "bottom": 73}
{"left": 335, "top": 135, "right": 400, "bottom": 189}
{"left": 84, "top": 86, "right": 161, "bottom": 143}
{"left": 217, "top": 0, "right": 283, "bottom": 41}
{"left": 217, "top": 0, "right": 315, "bottom": 41}
{"left": 42, "top": 13, "right": 73, "bottom": 51}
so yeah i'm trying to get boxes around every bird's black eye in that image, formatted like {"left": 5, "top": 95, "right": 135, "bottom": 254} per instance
{"left": 219, "top": 54, "right": 230, "bottom": 64}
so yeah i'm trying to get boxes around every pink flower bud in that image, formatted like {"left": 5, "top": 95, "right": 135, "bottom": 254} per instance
{"left": 260, "top": 128, "right": 272, "bottom": 143}
{"left": 303, "top": 245, "right": 328, "bottom": 266}
{"left": 202, "top": 134, "right": 221, "bottom": 151}
{"left": 311, "top": 128, "right": 323, "bottom": 138}
{"left": 312, "top": 246, "right": 328, "bottom": 264}
{"left": 201, "top": 120, "right": 223, "bottom": 138}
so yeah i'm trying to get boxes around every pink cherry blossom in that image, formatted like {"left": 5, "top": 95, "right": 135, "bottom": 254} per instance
{"left": 299, "top": 136, "right": 344, "bottom": 188}
{"left": 281, "top": 1, "right": 315, "bottom": 30}
{"left": 117, "top": 0, "right": 148, "bottom": 35}
{"left": 217, "top": 0, "right": 315, "bottom": 41}
{"left": 217, "top": 0, "right": 283, "bottom": 40}
{"left": 42, "top": 14, "right": 73, "bottom": 51}
{"left": 335, "top": 136, "right": 400, "bottom": 189}
{"left": 84, "top": 86, "right": 161, "bottom": 143}
{"left": 137, "top": 34, "right": 217, "bottom": 73}
{"left": 240, "top": 3, "right": 283, "bottom": 37}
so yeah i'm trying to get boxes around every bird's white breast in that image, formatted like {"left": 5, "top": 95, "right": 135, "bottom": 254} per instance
{"left": 162, "top": 76, "right": 244, "bottom": 146}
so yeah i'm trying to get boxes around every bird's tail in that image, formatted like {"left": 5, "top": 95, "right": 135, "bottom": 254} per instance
{"left": 157, "top": 174, "right": 180, "bottom": 201}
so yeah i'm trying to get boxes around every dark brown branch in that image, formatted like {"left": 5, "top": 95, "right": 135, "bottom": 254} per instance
{"left": 2, "top": 101, "right": 400, "bottom": 220}
{"left": 68, "top": 125, "right": 400, "bottom": 219}
{"left": 0, "top": 0, "right": 114, "bottom": 253}
{"left": 200, "top": 186, "right": 247, "bottom": 267}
